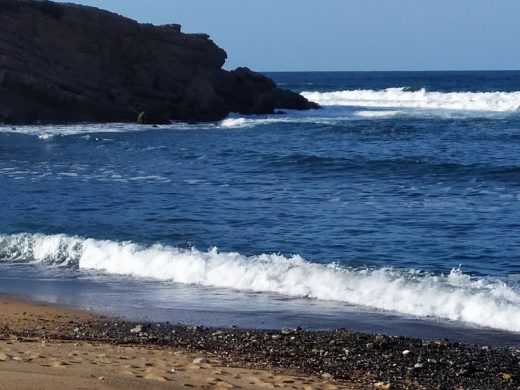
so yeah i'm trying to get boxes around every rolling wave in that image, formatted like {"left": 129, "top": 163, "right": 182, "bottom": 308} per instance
{"left": 1, "top": 233, "right": 520, "bottom": 332}
{"left": 301, "top": 88, "right": 520, "bottom": 112}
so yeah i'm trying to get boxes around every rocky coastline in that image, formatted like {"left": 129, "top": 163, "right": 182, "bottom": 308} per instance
{"left": 0, "top": 0, "right": 318, "bottom": 125}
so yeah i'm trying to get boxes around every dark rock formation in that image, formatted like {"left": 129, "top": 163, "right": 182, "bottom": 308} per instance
{"left": 0, "top": 0, "right": 318, "bottom": 125}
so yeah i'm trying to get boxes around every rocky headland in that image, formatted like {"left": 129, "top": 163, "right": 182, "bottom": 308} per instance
{"left": 0, "top": 0, "right": 318, "bottom": 124}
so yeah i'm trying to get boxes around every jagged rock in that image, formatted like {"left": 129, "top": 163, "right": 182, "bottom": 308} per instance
{"left": 0, "top": 0, "right": 318, "bottom": 125}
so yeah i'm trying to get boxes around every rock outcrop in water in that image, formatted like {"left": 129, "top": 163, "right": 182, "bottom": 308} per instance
{"left": 0, "top": 0, "right": 318, "bottom": 124}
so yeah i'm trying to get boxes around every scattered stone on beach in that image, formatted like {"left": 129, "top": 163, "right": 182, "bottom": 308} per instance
{"left": 130, "top": 325, "right": 142, "bottom": 334}
{"left": 2, "top": 299, "right": 520, "bottom": 390}
{"left": 0, "top": 353, "right": 9, "bottom": 361}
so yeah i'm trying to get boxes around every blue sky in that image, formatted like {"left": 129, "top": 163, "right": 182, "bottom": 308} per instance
{"left": 63, "top": 0, "right": 520, "bottom": 72}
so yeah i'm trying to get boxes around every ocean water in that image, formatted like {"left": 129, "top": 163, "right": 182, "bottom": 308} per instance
{"left": 1, "top": 71, "right": 520, "bottom": 344}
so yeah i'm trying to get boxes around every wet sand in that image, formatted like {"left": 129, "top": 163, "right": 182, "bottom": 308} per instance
{"left": 0, "top": 296, "right": 519, "bottom": 389}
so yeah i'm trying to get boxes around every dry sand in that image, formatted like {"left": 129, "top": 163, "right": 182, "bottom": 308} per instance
{"left": 0, "top": 297, "right": 353, "bottom": 390}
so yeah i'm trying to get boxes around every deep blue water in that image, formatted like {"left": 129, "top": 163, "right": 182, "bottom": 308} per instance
{"left": 1, "top": 71, "right": 520, "bottom": 342}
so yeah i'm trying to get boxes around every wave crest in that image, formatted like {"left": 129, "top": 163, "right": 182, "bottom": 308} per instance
{"left": 1, "top": 233, "right": 520, "bottom": 332}
{"left": 301, "top": 88, "right": 520, "bottom": 112}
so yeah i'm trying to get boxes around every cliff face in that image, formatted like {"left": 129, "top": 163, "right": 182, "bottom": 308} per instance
{"left": 0, "top": 0, "right": 318, "bottom": 124}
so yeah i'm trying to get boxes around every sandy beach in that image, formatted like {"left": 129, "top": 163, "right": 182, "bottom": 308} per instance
{"left": 0, "top": 297, "right": 356, "bottom": 390}
{"left": 0, "top": 296, "right": 519, "bottom": 389}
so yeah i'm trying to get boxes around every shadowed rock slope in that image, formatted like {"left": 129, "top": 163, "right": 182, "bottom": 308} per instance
{"left": 0, "top": 0, "right": 318, "bottom": 124}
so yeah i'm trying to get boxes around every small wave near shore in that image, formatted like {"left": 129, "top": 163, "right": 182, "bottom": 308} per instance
{"left": 1, "top": 233, "right": 520, "bottom": 333}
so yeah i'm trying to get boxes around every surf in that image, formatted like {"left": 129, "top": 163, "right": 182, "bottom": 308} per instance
{"left": 301, "top": 88, "right": 520, "bottom": 112}
{"left": 2, "top": 232, "right": 520, "bottom": 332}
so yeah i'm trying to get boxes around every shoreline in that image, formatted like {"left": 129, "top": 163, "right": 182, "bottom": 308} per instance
{"left": 0, "top": 296, "right": 350, "bottom": 390}
{"left": 2, "top": 270, "right": 518, "bottom": 347}
{"left": 0, "top": 296, "right": 519, "bottom": 389}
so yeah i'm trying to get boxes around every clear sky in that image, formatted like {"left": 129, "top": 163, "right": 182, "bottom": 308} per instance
{"left": 62, "top": 0, "right": 520, "bottom": 72}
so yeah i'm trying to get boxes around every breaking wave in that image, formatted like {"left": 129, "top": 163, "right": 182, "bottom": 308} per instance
{"left": 301, "top": 88, "right": 520, "bottom": 112}
{"left": 1, "top": 233, "right": 520, "bottom": 332}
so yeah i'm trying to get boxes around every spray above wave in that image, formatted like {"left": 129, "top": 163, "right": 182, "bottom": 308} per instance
{"left": 301, "top": 88, "right": 520, "bottom": 112}
{"left": 1, "top": 233, "right": 520, "bottom": 332}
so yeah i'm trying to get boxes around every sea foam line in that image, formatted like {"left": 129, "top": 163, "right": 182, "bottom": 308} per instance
{"left": 1, "top": 233, "right": 520, "bottom": 332}
{"left": 301, "top": 88, "right": 520, "bottom": 112}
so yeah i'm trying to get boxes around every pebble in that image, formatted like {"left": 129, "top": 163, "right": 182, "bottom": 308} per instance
{"left": 130, "top": 325, "right": 142, "bottom": 334}
{"left": 435, "top": 339, "right": 449, "bottom": 347}
{"left": 15, "top": 318, "right": 519, "bottom": 390}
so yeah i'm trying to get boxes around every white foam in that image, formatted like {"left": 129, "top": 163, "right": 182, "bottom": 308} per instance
{"left": 355, "top": 110, "right": 401, "bottom": 118}
{"left": 0, "top": 123, "right": 191, "bottom": 137}
{"left": 219, "top": 117, "right": 295, "bottom": 128}
{"left": 219, "top": 118, "right": 250, "bottom": 128}
{"left": 218, "top": 115, "right": 356, "bottom": 128}
{"left": 302, "top": 88, "right": 520, "bottom": 112}
{"left": 37, "top": 133, "right": 56, "bottom": 140}
{"left": 1, "top": 232, "right": 520, "bottom": 332}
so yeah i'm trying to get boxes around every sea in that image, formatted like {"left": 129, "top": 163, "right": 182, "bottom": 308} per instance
{"left": 1, "top": 71, "right": 520, "bottom": 345}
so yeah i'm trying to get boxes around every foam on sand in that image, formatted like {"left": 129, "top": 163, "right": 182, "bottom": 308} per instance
{"left": 302, "top": 88, "right": 520, "bottom": 112}
{"left": 2, "top": 233, "right": 520, "bottom": 332}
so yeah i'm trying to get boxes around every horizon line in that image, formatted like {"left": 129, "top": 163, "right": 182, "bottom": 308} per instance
{"left": 252, "top": 69, "right": 520, "bottom": 74}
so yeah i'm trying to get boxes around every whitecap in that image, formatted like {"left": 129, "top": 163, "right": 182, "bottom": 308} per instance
{"left": 302, "top": 88, "right": 520, "bottom": 112}
{"left": 219, "top": 118, "right": 250, "bottom": 128}
{"left": 355, "top": 110, "right": 401, "bottom": 118}
{"left": 1, "top": 233, "right": 520, "bottom": 332}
